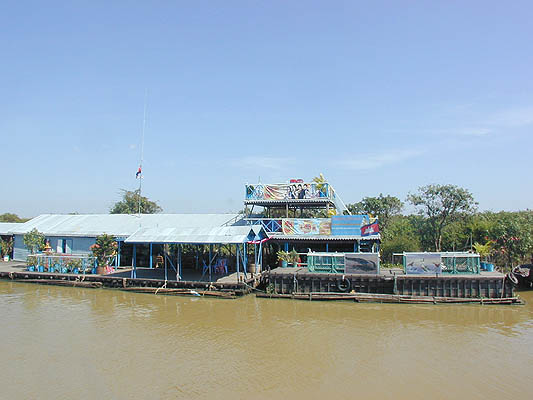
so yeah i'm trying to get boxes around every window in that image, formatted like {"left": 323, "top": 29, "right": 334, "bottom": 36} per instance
{"left": 57, "top": 239, "right": 73, "bottom": 254}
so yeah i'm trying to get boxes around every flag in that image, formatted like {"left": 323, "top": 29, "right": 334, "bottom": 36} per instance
{"left": 136, "top": 166, "right": 142, "bottom": 178}
{"left": 361, "top": 221, "right": 379, "bottom": 236}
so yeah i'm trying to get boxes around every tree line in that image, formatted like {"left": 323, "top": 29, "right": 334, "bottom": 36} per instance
{"left": 347, "top": 184, "right": 533, "bottom": 269}
{"left": 2, "top": 185, "right": 532, "bottom": 269}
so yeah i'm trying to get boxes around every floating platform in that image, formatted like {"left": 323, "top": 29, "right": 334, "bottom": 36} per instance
{"left": 0, "top": 263, "right": 522, "bottom": 305}
{"left": 260, "top": 267, "right": 517, "bottom": 301}
{"left": 0, "top": 264, "right": 257, "bottom": 297}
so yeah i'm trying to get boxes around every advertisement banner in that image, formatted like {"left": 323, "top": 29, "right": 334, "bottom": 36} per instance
{"left": 246, "top": 183, "right": 330, "bottom": 201}
{"left": 405, "top": 253, "right": 442, "bottom": 274}
{"left": 344, "top": 253, "right": 379, "bottom": 274}
{"left": 282, "top": 219, "right": 332, "bottom": 235}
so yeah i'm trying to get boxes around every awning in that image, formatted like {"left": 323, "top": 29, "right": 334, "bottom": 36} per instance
{"left": 124, "top": 225, "right": 266, "bottom": 244}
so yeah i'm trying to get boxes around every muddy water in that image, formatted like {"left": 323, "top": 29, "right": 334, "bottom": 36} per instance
{"left": 0, "top": 281, "right": 532, "bottom": 400}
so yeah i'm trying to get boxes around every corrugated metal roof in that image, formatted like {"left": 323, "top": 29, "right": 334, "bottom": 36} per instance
{"left": 125, "top": 225, "right": 263, "bottom": 244}
{"left": 0, "top": 223, "right": 22, "bottom": 235}
{"left": 9, "top": 214, "right": 242, "bottom": 237}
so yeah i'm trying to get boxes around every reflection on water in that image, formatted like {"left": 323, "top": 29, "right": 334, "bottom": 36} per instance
{"left": 1, "top": 281, "right": 532, "bottom": 400}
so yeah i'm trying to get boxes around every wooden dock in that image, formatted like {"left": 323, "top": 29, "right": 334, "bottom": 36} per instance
{"left": 0, "top": 263, "right": 256, "bottom": 297}
{"left": 0, "top": 262, "right": 522, "bottom": 304}
{"left": 257, "top": 292, "right": 523, "bottom": 305}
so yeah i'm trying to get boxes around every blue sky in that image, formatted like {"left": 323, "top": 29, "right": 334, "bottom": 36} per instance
{"left": 1, "top": 1, "right": 532, "bottom": 217}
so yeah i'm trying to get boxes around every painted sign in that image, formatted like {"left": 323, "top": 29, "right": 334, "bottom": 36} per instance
{"left": 330, "top": 215, "right": 370, "bottom": 236}
{"left": 405, "top": 253, "right": 442, "bottom": 274}
{"left": 344, "top": 253, "right": 379, "bottom": 274}
{"left": 282, "top": 219, "right": 332, "bottom": 235}
{"left": 246, "top": 183, "right": 330, "bottom": 201}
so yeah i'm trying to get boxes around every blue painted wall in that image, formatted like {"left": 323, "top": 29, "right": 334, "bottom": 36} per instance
{"left": 13, "top": 235, "right": 96, "bottom": 261}
{"left": 330, "top": 215, "right": 369, "bottom": 236}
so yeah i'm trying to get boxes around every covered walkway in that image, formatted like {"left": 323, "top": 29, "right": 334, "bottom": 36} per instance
{"left": 123, "top": 225, "right": 268, "bottom": 282}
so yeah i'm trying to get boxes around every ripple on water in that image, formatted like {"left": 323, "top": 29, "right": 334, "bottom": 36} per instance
{"left": 1, "top": 281, "right": 533, "bottom": 400}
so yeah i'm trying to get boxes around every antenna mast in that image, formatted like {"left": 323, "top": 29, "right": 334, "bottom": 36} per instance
{"left": 138, "top": 90, "right": 148, "bottom": 217}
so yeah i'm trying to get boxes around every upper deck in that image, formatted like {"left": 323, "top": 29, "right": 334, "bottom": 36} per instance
{"left": 244, "top": 182, "right": 336, "bottom": 208}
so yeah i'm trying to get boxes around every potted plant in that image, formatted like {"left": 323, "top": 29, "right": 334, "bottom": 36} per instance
{"left": 1, "top": 238, "right": 13, "bottom": 261}
{"left": 289, "top": 249, "right": 300, "bottom": 267}
{"left": 277, "top": 250, "right": 290, "bottom": 268}
{"left": 474, "top": 241, "right": 493, "bottom": 271}
{"left": 90, "top": 234, "right": 118, "bottom": 274}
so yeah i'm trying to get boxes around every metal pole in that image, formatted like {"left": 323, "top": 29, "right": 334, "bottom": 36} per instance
{"left": 132, "top": 244, "right": 137, "bottom": 278}
{"left": 164, "top": 252, "right": 168, "bottom": 281}
{"left": 209, "top": 244, "right": 212, "bottom": 282}
{"left": 243, "top": 242, "right": 248, "bottom": 277}
{"left": 236, "top": 244, "right": 240, "bottom": 282}
{"left": 117, "top": 241, "right": 121, "bottom": 267}
{"left": 149, "top": 243, "right": 153, "bottom": 268}
{"left": 177, "top": 244, "right": 181, "bottom": 281}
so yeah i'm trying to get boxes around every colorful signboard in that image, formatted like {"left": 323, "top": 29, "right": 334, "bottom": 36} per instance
{"left": 330, "top": 215, "right": 370, "bottom": 236}
{"left": 245, "top": 183, "right": 330, "bottom": 201}
{"left": 344, "top": 253, "right": 379, "bottom": 274}
{"left": 405, "top": 253, "right": 442, "bottom": 274}
{"left": 282, "top": 219, "right": 332, "bottom": 235}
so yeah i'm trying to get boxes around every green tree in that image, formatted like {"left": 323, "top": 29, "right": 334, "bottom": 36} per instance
{"left": 110, "top": 189, "right": 162, "bottom": 214}
{"left": 347, "top": 194, "right": 403, "bottom": 232}
{"left": 490, "top": 211, "right": 533, "bottom": 268}
{"left": 23, "top": 228, "right": 45, "bottom": 254}
{"left": 0, "top": 213, "right": 29, "bottom": 223}
{"left": 407, "top": 184, "right": 477, "bottom": 251}
{"left": 90, "top": 234, "right": 118, "bottom": 269}
{"left": 380, "top": 215, "right": 420, "bottom": 262}
{"left": 1, "top": 237, "right": 13, "bottom": 258}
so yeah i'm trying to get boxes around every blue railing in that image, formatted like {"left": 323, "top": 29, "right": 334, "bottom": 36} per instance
{"left": 246, "top": 219, "right": 283, "bottom": 233}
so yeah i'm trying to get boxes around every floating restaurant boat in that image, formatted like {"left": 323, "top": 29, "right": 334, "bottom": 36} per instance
{"left": 0, "top": 179, "right": 523, "bottom": 304}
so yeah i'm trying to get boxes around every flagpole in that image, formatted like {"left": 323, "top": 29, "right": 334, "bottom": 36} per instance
{"left": 138, "top": 90, "right": 148, "bottom": 218}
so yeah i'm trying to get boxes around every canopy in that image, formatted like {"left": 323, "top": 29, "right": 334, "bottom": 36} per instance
{"left": 124, "top": 225, "right": 266, "bottom": 245}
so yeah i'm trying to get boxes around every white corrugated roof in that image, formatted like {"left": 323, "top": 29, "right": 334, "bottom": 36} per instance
{"left": 125, "top": 225, "right": 263, "bottom": 244}
{"left": 0, "top": 223, "right": 22, "bottom": 235}
{"left": 9, "top": 214, "right": 242, "bottom": 237}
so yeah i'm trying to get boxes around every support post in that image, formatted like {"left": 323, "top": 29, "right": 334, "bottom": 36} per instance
{"left": 258, "top": 241, "right": 263, "bottom": 273}
{"left": 149, "top": 243, "right": 153, "bottom": 268}
{"left": 117, "top": 241, "right": 121, "bottom": 267}
{"left": 177, "top": 244, "right": 182, "bottom": 281}
{"left": 243, "top": 242, "right": 248, "bottom": 277}
{"left": 326, "top": 242, "right": 329, "bottom": 252}
{"left": 164, "top": 252, "right": 168, "bottom": 281}
{"left": 132, "top": 244, "right": 137, "bottom": 278}
{"left": 209, "top": 244, "right": 213, "bottom": 282}
{"left": 236, "top": 244, "right": 240, "bottom": 282}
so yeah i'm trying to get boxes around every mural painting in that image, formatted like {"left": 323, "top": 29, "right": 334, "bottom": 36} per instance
{"left": 405, "top": 253, "right": 443, "bottom": 274}
{"left": 344, "top": 253, "right": 379, "bottom": 274}
{"left": 246, "top": 183, "right": 330, "bottom": 201}
{"left": 282, "top": 219, "right": 332, "bottom": 235}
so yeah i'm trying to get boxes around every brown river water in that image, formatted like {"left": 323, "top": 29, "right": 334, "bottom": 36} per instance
{"left": 1, "top": 281, "right": 532, "bottom": 400}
